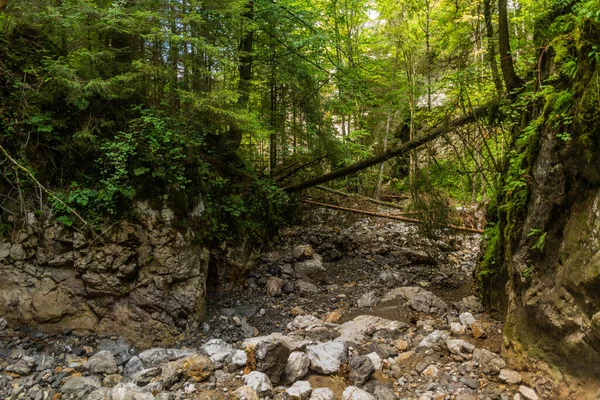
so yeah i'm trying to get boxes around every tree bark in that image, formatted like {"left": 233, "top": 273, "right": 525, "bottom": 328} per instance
{"left": 483, "top": 0, "right": 504, "bottom": 94}
{"left": 284, "top": 104, "right": 492, "bottom": 193}
{"left": 222, "top": 0, "right": 254, "bottom": 151}
{"left": 498, "top": 0, "right": 523, "bottom": 94}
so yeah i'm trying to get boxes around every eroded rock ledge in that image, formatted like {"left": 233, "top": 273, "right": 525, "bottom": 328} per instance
{"left": 0, "top": 201, "right": 255, "bottom": 348}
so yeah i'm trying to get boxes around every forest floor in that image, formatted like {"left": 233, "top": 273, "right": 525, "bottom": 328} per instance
{"left": 0, "top": 202, "right": 594, "bottom": 399}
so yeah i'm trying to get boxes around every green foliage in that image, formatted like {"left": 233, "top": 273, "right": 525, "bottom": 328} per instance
{"left": 528, "top": 228, "right": 547, "bottom": 252}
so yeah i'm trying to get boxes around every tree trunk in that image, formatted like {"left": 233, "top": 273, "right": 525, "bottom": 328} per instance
{"left": 498, "top": 0, "right": 523, "bottom": 94}
{"left": 284, "top": 104, "right": 492, "bottom": 193}
{"left": 376, "top": 113, "right": 391, "bottom": 199}
{"left": 222, "top": 0, "right": 254, "bottom": 151}
{"left": 484, "top": 0, "right": 504, "bottom": 94}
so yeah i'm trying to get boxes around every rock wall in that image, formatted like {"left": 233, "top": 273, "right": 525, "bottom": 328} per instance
{"left": 486, "top": 19, "right": 600, "bottom": 378}
{"left": 0, "top": 200, "right": 257, "bottom": 348}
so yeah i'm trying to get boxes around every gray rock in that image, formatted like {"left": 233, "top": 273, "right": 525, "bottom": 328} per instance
{"left": 518, "top": 386, "right": 539, "bottom": 400}
{"left": 108, "top": 383, "right": 155, "bottom": 400}
{"left": 88, "top": 350, "right": 118, "bottom": 374}
{"left": 123, "top": 356, "right": 144, "bottom": 376}
{"left": 357, "top": 292, "right": 379, "bottom": 308}
{"left": 377, "top": 271, "right": 398, "bottom": 289}
{"left": 373, "top": 384, "right": 397, "bottom": 400}
{"left": 267, "top": 277, "right": 285, "bottom": 297}
{"left": 61, "top": 376, "right": 102, "bottom": 396}
{"left": 381, "top": 287, "right": 448, "bottom": 314}
{"left": 455, "top": 296, "right": 484, "bottom": 314}
{"left": 450, "top": 322, "right": 467, "bottom": 336}
{"left": 297, "top": 280, "right": 319, "bottom": 294}
{"left": 131, "top": 367, "right": 162, "bottom": 385}
{"left": 254, "top": 338, "right": 290, "bottom": 384}
{"left": 236, "top": 305, "right": 259, "bottom": 318}
{"left": 294, "top": 255, "right": 326, "bottom": 282}
{"left": 231, "top": 350, "right": 248, "bottom": 369}
{"left": 473, "top": 348, "right": 506, "bottom": 374}
{"left": 342, "top": 386, "right": 376, "bottom": 400}
{"left": 202, "top": 339, "right": 235, "bottom": 363}
{"left": 365, "top": 352, "right": 382, "bottom": 370}
{"left": 285, "top": 351, "right": 310, "bottom": 383}
{"left": 418, "top": 330, "right": 450, "bottom": 349}
{"left": 339, "top": 315, "right": 407, "bottom": 343}
{"left": 309, "top": 388, "right": 336, "bottom": 400}
{"left": 285, "top": 380, "right": 312, "bottom": 399}
{"left": 137, "top": 348, "right": 193, "bottom": 367}
{"left": 349, "top": 356, "right": 375, "bottom": 386}
{"left": 287, "top": 315, "right": 325, "bottom": 331}
{"left": 0, "top": 318, "right": 7, "bottom": 331}
{"left": 397, "top": 248, "right": 437, "bottom": 265}
{"left": 293, "top": 245, "right": 314, "bottom": 260}
{"left": 244, "top": 371, "right": 273, "bottom": 397}
{"left": 240, "top": 320, "right": 255, "bottom": 339}
{"left": 446, "top": 339, "right": 475, "bottom": 356}
{"left": 460, "top": 376, "right": 480, "bottom": 389}
{"left": 234, "top": 385, "right": 260, "bottom": 400}
{"left": 5, "top": 356, "right": 35, "bottom": 375}
{"left": 459, "top": 312, "right": 476, "bottom": 326}
{"left": 306, "top": 341, "right": 347, "bottom": 374}
{"left": 499, "top": 369, "right": 523, "bottom": 384}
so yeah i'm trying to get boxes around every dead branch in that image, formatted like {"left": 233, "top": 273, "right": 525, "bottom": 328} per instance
{"left": 315, "top": 185, "right": 405, "bottom": 210}
{"left": 302, "top": 198, "right": 484, "bottom": 234}
{"left": 0, "top": 143, "right": 103, "bottom": 242}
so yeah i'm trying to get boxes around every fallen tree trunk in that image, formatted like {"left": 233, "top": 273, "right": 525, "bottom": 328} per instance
{"left": 302, "top": 199, "right": 484, "bottom": 234}
{"left": 284, "top": 104, "right": 492, "bottom": 193}
{"left": 315, "top": 185, "right": 405, "bottom": 210}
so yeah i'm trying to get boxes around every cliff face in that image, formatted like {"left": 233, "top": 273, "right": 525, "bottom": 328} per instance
{"left": 0, "top": 200, "right": 258, "bottom": 348}
{"left": 481, "top": 16, "right": 600, "bottom": 378}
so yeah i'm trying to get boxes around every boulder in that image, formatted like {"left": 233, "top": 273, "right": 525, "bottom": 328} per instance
{"left": 202, "top": 339, "right": 234, "bottom": 363}
{"left": 293, "top": 245, "right": 314, "bottom": 260}
{"left": 309, "top": 388, "right": 336, "bottom": 400}
{"left": 305, "top": 341, "right": 347, "bottom": 374}
{"left": 499, "top": 369, "right": 522, "bottom": 384}
{"left": 340, "top": 315, "right": 407, "bottom": 344}
{"left": 472, "top": 348, "right": 506, "bottom": 374}
{"left": 446, "top": 339, "right": 475, "bottom": 356}
{"left": 285, "top": 351, "right": 310, "bottom": 383}
{"left": 287, "top": 315, "right": 326, "bottom": 331}
{"left": 181, "top": 354, "right": 214, "bottom": 382}
{"left": 254, "top": 338, "right": 291, "bottom": 384}
{"left": 62, "top": 376, "right": 102, "bottom": 396}
{"left": 88, "top": 350, "right": 118, "bottom": 374}
{"left": 234, "top": 386, "right": 260, "bottom": 400}
{"left": 459, "top": 312, "right": 476, "bottom": 327}
{"left": 418, "top": 330, "right": 449, "bottom": 349}
{"left": 381, "top": 287, "right": 448, "bottom": 314}
{"left": 349, "top": 356, "right": 375, "bottom": 386}
{"left": 297, "top": 280, "right": 319, "bottom": 294}
{"left": 244, "top": 371, "right": 274, "bottom": 397}
{"left": 342, "top": 386, "right": 376, "bottom": 400}
{"left": 357, "top": 292, "right": 379, "bottom": 308}
{"left": 267, "top": 277, "right": 285, "bottom": 297}
{"left": 285, "top": 380, "right": 312, "bottom": 400}
{"left": 231, "top": 350, "right": 248, "bottom": 369}
{"left": 294, "top": 255, "right": 326, "bottom": 282}
{"left": 518, "top": 386, "right": 539, "bottom": 400}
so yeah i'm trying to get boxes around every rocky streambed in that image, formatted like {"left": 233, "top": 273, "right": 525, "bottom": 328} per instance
{"left": 0, "top": 218, "right": 558, "bottom": 399}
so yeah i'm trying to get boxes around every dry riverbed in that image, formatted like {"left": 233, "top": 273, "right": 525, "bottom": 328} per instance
{"left": 0, "top": 216, "right": 570, "bottom": 399}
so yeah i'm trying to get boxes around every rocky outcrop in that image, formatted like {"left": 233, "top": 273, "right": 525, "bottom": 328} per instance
{"left": 479, "top": 16, "right": 600, "bottom": 378}
{"left": 0, "top": 200, "right": 256, "bottom": 347}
